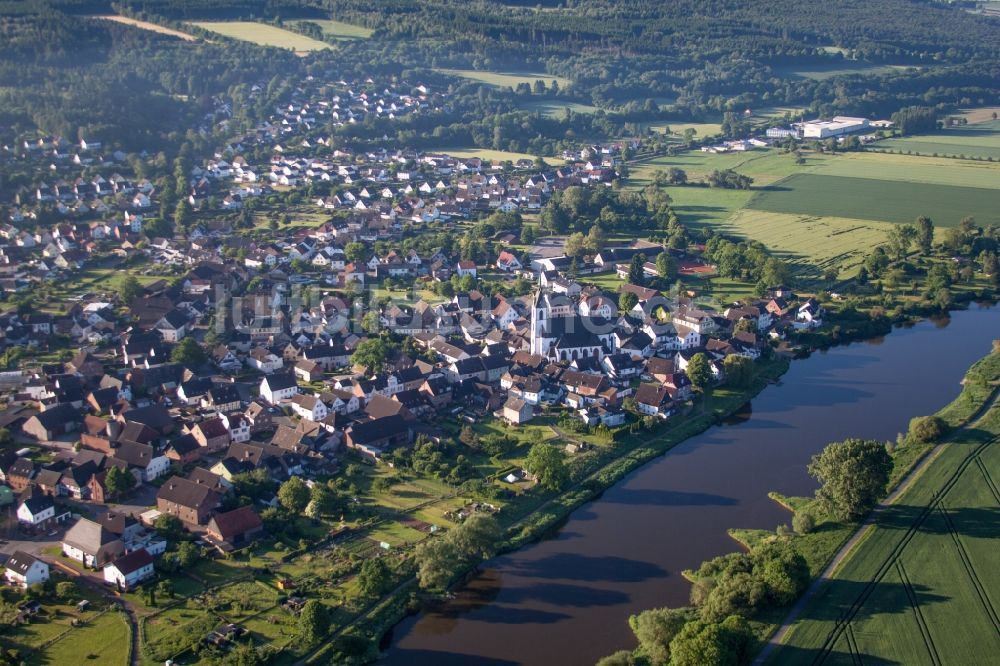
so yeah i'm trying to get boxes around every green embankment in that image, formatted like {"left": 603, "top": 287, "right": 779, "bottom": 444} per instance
{"left": 770, "top": 351, "right": 1000, "bottom": 664}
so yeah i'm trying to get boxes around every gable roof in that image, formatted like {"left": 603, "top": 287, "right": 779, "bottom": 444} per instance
{"left": 208, "top": 505, "right": 262, "bottom": 540}
{"left": 5, "top": 550, "right": 44, "bottom": 575}
{"left": 109, "top": 548, "right": 153, "bottom": 575}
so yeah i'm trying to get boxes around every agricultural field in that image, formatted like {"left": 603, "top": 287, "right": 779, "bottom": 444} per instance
{"left": 89, "top": 14, "right": 197, "bottom": 40}
{"left": 521, "top": 99, "right": 599, "bottom": 118}
{"left": 770, "top": 401, "right": 1000, "bottom": 665}
{"left": 289, "top": 18, "right": 372, "bottom": 40}
{"left": 187, "top": 21, "right": 331, "bottom": 52}
{"left": 747, "top": 174, "right": 1000, "bottom": 226}
{"left": 871, "top": 120, "right": 1000, "bottom": 160}
{"left": 719, "top": 210, "right": 894, "bottom": 279}
{"left": 440, "top": 147, "right": 558, "bottom": 165}
{"left": 437, "top": 69, "right": 572, "bottom": 90}
{"left": 629, "top": 149, "right": 818, "bottom": 187}
{"left": 813, "top": 151, "right": 1000, "bottom": 189}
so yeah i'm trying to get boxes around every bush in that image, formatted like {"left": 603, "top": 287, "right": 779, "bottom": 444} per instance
{"left": 792, "top": 511, "right": 816, "bottom": 535}
{"left": 907, "top": 415, "right": 948, "bottom": 444}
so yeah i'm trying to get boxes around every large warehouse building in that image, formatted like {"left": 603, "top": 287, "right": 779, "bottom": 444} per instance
{"left": 799, "top": 116, "right": 870, "bottom": 138}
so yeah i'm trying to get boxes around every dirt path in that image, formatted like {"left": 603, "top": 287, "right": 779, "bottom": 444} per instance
{"left": 753, "top": 384, "right": 1000, "bottom": 665}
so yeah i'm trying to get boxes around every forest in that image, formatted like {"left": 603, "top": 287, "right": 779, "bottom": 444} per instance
{"left": 2, "top": 0, "right": 1000, "bottom": 159}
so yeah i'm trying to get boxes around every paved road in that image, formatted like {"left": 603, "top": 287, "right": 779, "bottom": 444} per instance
{"left": 753, "top": 384, "right": 1000, "bottom": 665}
{"left": 528, "top": 236, "right": 566, "bottom": 260}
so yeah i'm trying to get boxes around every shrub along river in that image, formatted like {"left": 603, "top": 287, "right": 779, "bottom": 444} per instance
{"left": 381, "top": 303, "right": 1000, "bottom": 666}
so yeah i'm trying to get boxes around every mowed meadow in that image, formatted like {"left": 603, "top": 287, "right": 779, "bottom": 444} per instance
{"left": 188, "top": 21, "right": 331, "bottom": 52}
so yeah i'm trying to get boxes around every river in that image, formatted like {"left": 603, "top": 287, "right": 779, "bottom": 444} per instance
{"left": 382, "top": 304, "right": 1000, "bottom": 666}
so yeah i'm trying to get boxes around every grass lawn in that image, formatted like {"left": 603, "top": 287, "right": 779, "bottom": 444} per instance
{"left": 770, "top": 376, "right": 1000, "bottom": 664}
{"left": 437, "top": 68, "right": 572, "bottom": 90}
{"left": 747, "top": 173, "right": 1000, "bottom": 227}
{"left": 31, "top": 609, "right": 130, "bottom": 666}
{"left": 367, "top": 521, "right": 428, "bottom": 547}
{"left": 188, "top": 21, "right": 331, "bottom": 52}
{"left": 289, "top": 18, "right": 372, "bottom": 40}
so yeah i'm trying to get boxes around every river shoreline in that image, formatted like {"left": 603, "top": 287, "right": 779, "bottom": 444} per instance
{"left": 347, "top": 302, "right": 998, "bottom": 665}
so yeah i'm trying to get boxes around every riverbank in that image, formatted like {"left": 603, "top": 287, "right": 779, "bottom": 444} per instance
{"left": 342, "top": 306, "right": 997, "bottom": 664}
{"left": 603, "top": 346, "right": 1000, "bottom": 666}
{"left": 761, "top": 349, "right": 1000, "bottom": 664}
{"left": 312, "top": 359, "right": 791, "bottom": 664}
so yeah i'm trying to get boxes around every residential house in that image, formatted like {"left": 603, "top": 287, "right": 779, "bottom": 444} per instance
{"left": 103, "top": 549, "right": 155, "bottom": 591}
{"left": 62, "top": 517, "right": 126, "bottom": 568}
{"left": 4, "top": 551, "right": 50, "bottom": 589}
{"left": 260, "top": 373, "right": 299, "bottom": 404}
{"left": 156, "top": 476, "right": 222, "bottom": 526}
{"left": 205, "top": 505, "right": 264, "bottom": 551}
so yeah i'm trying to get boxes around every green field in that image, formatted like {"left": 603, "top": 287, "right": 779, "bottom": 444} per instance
{"left": 747, "top": 174, "right": 1000, "bottom": 226}
{"left": 290, "top": 18, "right": 372, "bottom": 40}
{"left": 644, "top": 120, "right": 724, "bottom": 137}
{"left": 872, "top": 121, "right": 1000, "bottom": 160}
{"left": 521, "top": 99, "right": 599, "bottom": 118}
{"left": 771, "top": 390, "right": 1000, "bottom": 665}
{"left": 720, "top": 210, "right": 894, "bottom": 278}
{"left": 441, "top": 147, "right": 559, "bottom": 165}
{"left": 188, "top": 21, "right": 332, "bottom": 51}
{"left": 774, "top": 61, "right": 910, "bottom": 81}
{"left": 815, "top": 151, "right": 1000, "bottom": 189}
{"left": 31, "top": 610, "right": 130, "bottom": 666}
{"left": 438, "top": 68, "right": 572, "bottom": 89}
{"left": 629, "top": 149, "right": 815, "bottom": 187}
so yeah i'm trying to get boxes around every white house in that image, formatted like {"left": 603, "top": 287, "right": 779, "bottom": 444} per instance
{"left": 260, "top": 373, "right": 299, "bottom": 404}
{"left": 17, "top": 495, "right": 55, "bottom": 526}
{"left": 103, "top": 548, "right": 155, "bottom": 591}
{"left": 455, "top": 260, "right": 477, "bottom": 278}
{"left": 246, "top": 348, "right": 284, "bottom": 374}
{"left": 288, "top": 394, "right": 328, "bottom": 421}
{"left": 4, "top": 551, "right": 50, "bottom": 588}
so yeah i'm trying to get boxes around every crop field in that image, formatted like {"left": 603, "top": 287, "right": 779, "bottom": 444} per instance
{"left": 871, "top": 121, "right": 1000, "bottom": 160}
{"left": 441, "top": 147, "right": 558, "bottom": 165}
{"left": 290, "top": 18, "right": 372, "bottom": 40}
{"left": 770, "top": 401, "right": 1000, "bottom": 665}
{"left": 719, "top": 210, "right": 894, "bottom": 279}
{"left": 437, "top": 69, "right": 572, "bottom": 89}
{"left": 89, "top": 15, "right": 197, "bottom": 40}
{"left": 747, "top": 174, "right": 1000, "bottom": 226}
{"left": 188, "top": 21, "right": 331, "bottom": 52}
{"left": 521, "top": 100, "right": 599, "bottom": 118}
{"left": 815, "top": 151, "right": 1000, "bottom": 190}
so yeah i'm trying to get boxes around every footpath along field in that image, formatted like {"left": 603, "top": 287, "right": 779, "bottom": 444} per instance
{"left": 770, "top": 378, "right": 1000, "bottom": 665}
